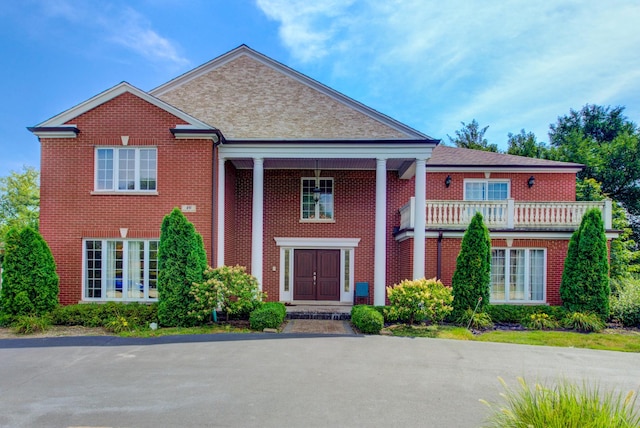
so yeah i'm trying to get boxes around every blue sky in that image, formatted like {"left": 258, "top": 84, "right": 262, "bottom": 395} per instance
{"left": 2, "top": 0, "right": 640, "bottom": 177}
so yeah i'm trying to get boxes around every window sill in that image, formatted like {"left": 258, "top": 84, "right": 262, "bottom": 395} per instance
{"left": 82, "top": 298, "right": 159, "bottom": 303}
{"left": 299, "top": 218, "right": 336, "bottom": 224}
{"left": 91, "top": 191, "right": 159, "bottom": 196}
{"left": 490, "top": 301, "right": 547, "bottom": 305}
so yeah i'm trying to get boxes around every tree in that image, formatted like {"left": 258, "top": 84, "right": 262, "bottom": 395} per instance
{"left": 448, "top": 119, "right": 499, "bottom": 152}
{"left": 0, "top": 166, "right": 39, "bottom": 242}
{"left": 157, "top": 208, "right": 208, "bottom": 327}
{"left": 560, "top": 208, "right": 610, "bottom": 319}
{"left": 0, "top": 226, "right": 59, "bottom": 317}
{"left": 576, "top": 178, "right": 639, "bottom": 279}
{"left": 451, "top": 212, "right": 491, "bottom": 316}
{"left": 548, "top": 105, "right": 640, "bottom": 235}
{"left": 506, "top": 129, "right": 550, "bottom": 158}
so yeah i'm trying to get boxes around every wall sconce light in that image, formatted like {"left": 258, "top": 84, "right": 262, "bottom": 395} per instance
{"left": 313, "top": 160, "right": 322, "bottom": 203}
{"left": 528, "top": 175, "right": 535, "bottom": 188}
{"left": 445, "top": 175, "right": 452, "bottom": 188}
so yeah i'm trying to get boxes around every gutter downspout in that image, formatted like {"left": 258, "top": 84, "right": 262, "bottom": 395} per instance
{"left": 436, "top": 231, "right": 443, "bottom": 280}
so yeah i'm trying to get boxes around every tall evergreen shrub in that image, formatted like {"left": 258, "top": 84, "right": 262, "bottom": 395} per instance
{"left": 451, "top": 212, "right": 491, "bottom": 316}
{"left": 157, "top": 208, "right": 207, "bottom": 326}
{"left": 560, "top": 208, "right": 610, "bottom": 319}
{"left": 0, "top": 227, "right": 59, "bottom": 316}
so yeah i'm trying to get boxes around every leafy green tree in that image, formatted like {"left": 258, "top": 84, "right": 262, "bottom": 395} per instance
{"left": 448, "top": 119, "right": 498, "bottom": 152}
{"left": 0, "top": 166, "right": 39, "bottom": 242}
{"left": 576, "top": 178, "right": 639, "bottom": 279}
{"left": 548, "top": 105, "right": 640, "bottom": 240}
{"left": 0, "top": 227, "right": 59, "bottom": 317}
{"left": 451, "top": 212, "right": 491, "bottom": 316}
{"left": 560, "top": 208, "right": 610, "bottom": 319}
{"left": 506, "top": 129, "right": 550, "bottom": 158}
{"left": 157, "top": 208, "right": 207, "bottom": 327}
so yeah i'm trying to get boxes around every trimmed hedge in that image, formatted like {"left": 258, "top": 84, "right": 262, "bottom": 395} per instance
{"left": 351, "top": 305, "right": 384, "bottom": 334}
{"left": 486, "top": 305, "right": 567, "bottom": 324}
{"left": 249, "top": 302, "right": 287, "bottom": 331}
{"left": 50, "top": 302, "right": 158, "bottom": 329}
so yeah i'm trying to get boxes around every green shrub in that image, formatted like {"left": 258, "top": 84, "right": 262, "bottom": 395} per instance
{"left": 386, "top": 277, "right": 453, "bottom": 325}
{"left": 481, "top": 377, "right": 640, "bottom": 428}
{"left": 451, "top": 212, "right": 491, "bottom": 317}
{"left": 560, "top": 208, "right": 611, "bottom": 319}
{"left": 610, "top": 277, "right": 640, "bottom": 327}
{"left": 351, "top": 305, "right": 384, "bottom": 334}
{"left": 189, "top": 274, "right": 224, "bottom": 324}
{"left": 486, "top": 305, "right": 567, "bottom": 324}
{"left": 0, "top": 313, "right": 14, "bottom": 327}
{"left": 50, "top": 303, "right": 158, "bottom": 329}
{"left": 563, "top": 312, "right": 606, "bottom": 333}
{"left": 249, "top": 302, "right": 287, "bottom": 330}
{"left": 157, "top": 208, "right": 208, "bottom": 327}
{"left": 13, "top": 315, "right": 51, "bottom": 335}
{"left": 202, "top": 265, "right": 264, "bottom": 320}
{"left": 523, "top": 313, "right": 559, "bottom": 330}
{"left": 456, "top": 309, "right": 494, "bottom": 330}
{"left": 0, "top": 227, "right": 59, "bottom": 317}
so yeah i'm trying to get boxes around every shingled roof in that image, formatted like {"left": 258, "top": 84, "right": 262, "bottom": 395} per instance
{"left": 427, "top": 145, "right": 583, "bottom": 171}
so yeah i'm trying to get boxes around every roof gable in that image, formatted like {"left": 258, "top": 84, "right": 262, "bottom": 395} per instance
{"left": 151, "top": 45, "right": 430, "bottom": 140}
{"left": 33, "top": 82, "right": 216, "bottom": 130}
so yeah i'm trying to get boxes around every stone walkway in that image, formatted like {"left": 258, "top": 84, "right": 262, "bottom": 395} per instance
{"left": 282, "top": 319, "right": 356, "bottom": 335}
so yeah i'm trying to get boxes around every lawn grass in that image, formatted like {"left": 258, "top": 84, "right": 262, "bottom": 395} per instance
{"left": 119, "top": 323, "right": 252, "bottom": 337}
{"left": 386, "top": 325, "right": 640, "bottom": 353}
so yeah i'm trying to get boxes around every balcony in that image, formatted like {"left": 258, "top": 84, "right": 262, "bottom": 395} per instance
{"left": 399, "top": 198, "right": 613, "bottom": 231}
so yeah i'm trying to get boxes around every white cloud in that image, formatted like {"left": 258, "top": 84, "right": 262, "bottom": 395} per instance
{"left": 37, "top": 1, "right": 188, "bottom": 67}
{"left": 256, "top": 0, "right": 640, "bottom": 145}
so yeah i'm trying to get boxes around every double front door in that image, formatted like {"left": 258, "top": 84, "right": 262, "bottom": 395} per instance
{"left": 293, "top": 249, "right": 340, "bottom": 301}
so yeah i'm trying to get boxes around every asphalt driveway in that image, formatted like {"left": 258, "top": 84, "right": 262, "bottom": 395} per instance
{"left": 1, "top": 334, "right": 638, "bottom": 427}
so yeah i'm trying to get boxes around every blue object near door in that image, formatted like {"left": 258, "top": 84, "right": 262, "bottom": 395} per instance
{"left": 354, "top": 282, "right": 369, "bottom": 305}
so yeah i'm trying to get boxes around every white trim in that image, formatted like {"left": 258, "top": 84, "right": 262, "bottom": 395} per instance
{"left": 150, "top": 45, "right": 430, "bottom": 140}
{"left": 35, "top": 82, "right": 215, "bottom": 130}
{"left": 428, "top": 166, "right": 583, "bottom": 174}
{"left": 218, "top": 141, "right": 435, "bottom": 161}
{"left": 274, "top": 239, "right": 360, "bottom": 303}
{"left": 274, "top": 237, "right": 360, "bottom": 248}
{"left": 396, "top": 230, "right": 619, "bottom": 240}
{"left": 30, "top": 125, "right": 78, "bottom": 138}
{"left": 374, "top": 158, "right": 387, "bottom": 305}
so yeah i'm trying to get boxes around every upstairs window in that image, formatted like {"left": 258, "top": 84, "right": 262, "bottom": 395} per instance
{"left": 464, "top": 180, "right": 509, "bottom": 201}
{"left": 301, "top": 178, "right": 334, "bottom": 221}
{"left": 96, "top": 148, "right": 157, "bottom": 192}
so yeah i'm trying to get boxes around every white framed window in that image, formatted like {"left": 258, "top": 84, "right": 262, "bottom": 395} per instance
{"left": 84, "top": 239, "right": 159, "bottom": 301}
{"left": 301, "top": 178, "right": 334, "bottom": 221}
{"left": 464, "top": 180, "right": 509, "bottom": 201}
{"left": 95, "top": 147, "right": 157, "bottom": 192}
{"left": 491, "top": 248, "right": 545, "bottom": 303}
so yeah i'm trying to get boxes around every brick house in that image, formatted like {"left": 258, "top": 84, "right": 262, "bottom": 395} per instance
{"left": 29, "top": 45, "right": 615, "bottom": 307}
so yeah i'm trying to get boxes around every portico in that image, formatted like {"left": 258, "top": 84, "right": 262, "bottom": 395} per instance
{"left": 214, "top": 139, "right": 437, "bottom": 304}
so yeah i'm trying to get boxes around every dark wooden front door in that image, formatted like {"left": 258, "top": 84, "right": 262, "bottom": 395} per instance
{"left": 293, "top": 249, "right": 340, "bottom": 301}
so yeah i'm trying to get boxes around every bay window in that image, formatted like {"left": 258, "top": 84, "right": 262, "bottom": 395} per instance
{"left": 84, "top": 239, "right": 159, "bottom": 301}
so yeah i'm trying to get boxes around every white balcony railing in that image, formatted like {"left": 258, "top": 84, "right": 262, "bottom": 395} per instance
{"left": 399, "top": 198, "right": 612, "bottom": 231}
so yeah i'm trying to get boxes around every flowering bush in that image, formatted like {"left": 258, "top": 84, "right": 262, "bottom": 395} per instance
{"left": 386, "top": 278, "right": 453, "bottom": 325}
{"left": 191, "top": 265, "right": 264, "bottom": 321}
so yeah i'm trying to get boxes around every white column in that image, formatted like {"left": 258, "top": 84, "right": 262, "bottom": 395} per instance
{"left": 216, "top": 157, "right": 226, "bottom": 267}
{"left": 374, "top": 158, "right": 387, "bottom": 306}
{"left": 251, "top": 158, "right": 264, "bottom": 289}
{"left": 413, "top": 159, "right": 426, "bottom": 279}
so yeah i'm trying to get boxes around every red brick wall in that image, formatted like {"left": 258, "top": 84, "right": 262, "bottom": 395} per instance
{"left": 427, "top": 172, "right": 577, "bottom": 201}
{"left": 40, "top": 92, "right": 214, "bottom": 304}
{"left": 399, "top": 236, "right": 568, "bottom": 305}
{"left": 227, "top": 169, "right": 415, "bottom": 302}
